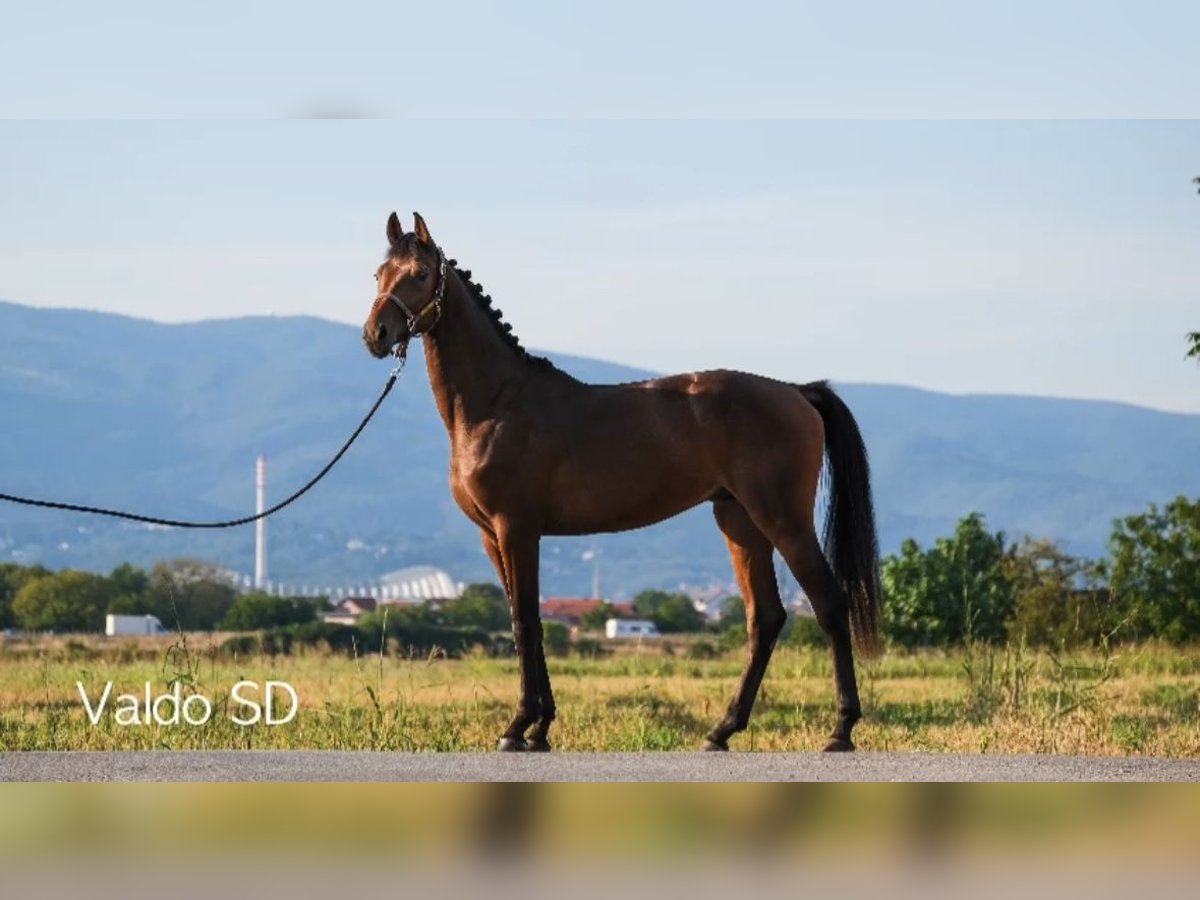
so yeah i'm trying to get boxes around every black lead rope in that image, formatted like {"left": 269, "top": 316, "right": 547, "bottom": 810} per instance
{"left": 0, "top": 365, "right": 402, "bottom": 529}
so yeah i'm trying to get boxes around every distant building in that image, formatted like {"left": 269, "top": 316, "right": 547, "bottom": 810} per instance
{"left": 605, "top": 618, "right": 661, "bottom": 640}
{"left": 540, "top": 597, "right": 634, "bottom": 629}
{"left": 322, "top": 597, "right": 377, "bottom": 625}
{"left": 377, "top": 565, "right": 462, "bottom": 602}
{"left": 693, "top": 594, "right": 735, "bottom": 622}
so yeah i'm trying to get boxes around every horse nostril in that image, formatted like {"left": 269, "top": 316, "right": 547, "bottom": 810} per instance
{"left": 375, "top": 322, "right": 387, "bottom": 342}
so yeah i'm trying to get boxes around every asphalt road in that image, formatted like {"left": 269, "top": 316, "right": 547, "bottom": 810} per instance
{"left": 3, "top": 750, "right": 1198, "bottom": 781}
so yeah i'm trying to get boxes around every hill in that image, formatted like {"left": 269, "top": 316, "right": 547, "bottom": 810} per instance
{"left": 2, "top": 301, "right": 1198, "bottom": 596}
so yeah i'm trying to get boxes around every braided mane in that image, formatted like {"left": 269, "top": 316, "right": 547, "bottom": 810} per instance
{"left": 446, "top": 257, "right": 563, "bottom": 374}
{"left": 388, "top": 235, "right": 565, "bottom": 375}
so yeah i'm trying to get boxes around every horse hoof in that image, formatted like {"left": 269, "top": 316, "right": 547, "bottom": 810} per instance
{"left": 525, "top": 737, "right": 552, "bottom": 753}
{"left": 822, "top": 737, "right": 855, "bottom": 753}
{"left": 497, "top": 736, "right": 527, "bottom": 752}
{"left": 702, "top": 738, "right": 728, "bottom": 752}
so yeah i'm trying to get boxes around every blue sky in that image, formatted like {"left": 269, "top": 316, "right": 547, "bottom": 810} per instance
{"left": 1, "top": 120, "right": 1198, "bottom": 413}
{"left": 1, "top": 2, "right": 1198, "bottom": 412}
{"left": 2, "top": 1, "right": 1198, "bottom": 117}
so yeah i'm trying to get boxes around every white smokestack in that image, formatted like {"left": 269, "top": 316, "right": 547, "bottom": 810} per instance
{"left": 255, "top": 455, "right": 267, "bottom": 589}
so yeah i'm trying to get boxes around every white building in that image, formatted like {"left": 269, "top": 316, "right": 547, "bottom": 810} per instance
{"left": 377, "top": 565, "right": 462, "bottom": 602}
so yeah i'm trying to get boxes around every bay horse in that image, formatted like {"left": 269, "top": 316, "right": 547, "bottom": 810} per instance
{"left": 363, "top": 212, "right": 881, "bottom": 753}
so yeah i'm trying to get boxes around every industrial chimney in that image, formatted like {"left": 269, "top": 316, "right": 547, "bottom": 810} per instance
{"left": 255, "top": 455, "right": 267, "bottom": 589}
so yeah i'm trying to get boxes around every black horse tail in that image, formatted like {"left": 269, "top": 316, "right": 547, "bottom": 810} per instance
{"left": 799, "top": 381, "right": 882, "bottom": 658}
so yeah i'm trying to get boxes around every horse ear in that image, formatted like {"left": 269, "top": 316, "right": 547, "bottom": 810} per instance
{"left": 413, "top": 211, "right": 433, "bottom": 246}
{"left": 386, "top": 211, "right": 404, "bottom": 247}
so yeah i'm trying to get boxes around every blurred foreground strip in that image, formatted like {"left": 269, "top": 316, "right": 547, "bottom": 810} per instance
{"left": 3, "top": 860, "right": 1200, "bottom": 900}
{"left": 1, "top": 783, "right": 1198, "bottom": 867}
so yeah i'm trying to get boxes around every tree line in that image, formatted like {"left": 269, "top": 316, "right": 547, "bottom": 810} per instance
{"left": 2, "top": 494, "right": 1197, "bottom": 648}
{"left": 0, "top": 559, "right": 319, "bottom": 634}
{"left": 879, "top": 500, "right": 1198, "bottom": 648}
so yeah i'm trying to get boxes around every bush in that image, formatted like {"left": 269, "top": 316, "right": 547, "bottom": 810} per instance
{"left": 292, "top": 621, "right": 362, "bottom": 654}
{"left": 572, "top": 637, "right": 607, "bottom": 658}
{"left": 687, "top": 639, "right": 721, "bottom": 660}
{"left": 487, "top": 634, "right": 516, "bottom": 657}
{"left": 881, "top": 514, "right": 1015, "bottom": 647}
{"left": 219, "top": 634, "right": 261, "bottom": 657}
{"left": 632, "top": 589, "right": 706, "bottom": 634}
{"left": 260, "top": 629, "right": 295, "bottom": 656}
{"left": 439, "top": 583, "right": 510, "bottom": 631}
{"left": 219, "top": 593, "right": 317, "bottom": 631}
{"left": 1005, "top": 537, "right": 1112, "bottom": 648}
{"left": 782, "top": 614, "right": 827, "bottom": 649}
{"left": 542, "top": 620, "right": 570, "bottom": 657}
{"left": 716, "top": 626, "right": 744, "bottom": 651}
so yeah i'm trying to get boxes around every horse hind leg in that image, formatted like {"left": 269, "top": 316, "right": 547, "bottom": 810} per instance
{"left": 775, "top": 529, "right": 862, "bottom": 752}
{"left": 704, "top": 496, "right": 787, "bottom": 751}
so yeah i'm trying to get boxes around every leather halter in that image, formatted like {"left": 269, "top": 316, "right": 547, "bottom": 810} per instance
{"left": 381, "top": 245, "right": 447, "bottom": 341}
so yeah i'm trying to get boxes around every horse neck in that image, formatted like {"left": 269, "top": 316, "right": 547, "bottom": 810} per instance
{"left": 421, "top": 270, "right": 529, "bottom": 430}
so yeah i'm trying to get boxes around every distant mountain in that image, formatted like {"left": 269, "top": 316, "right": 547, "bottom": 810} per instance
{"left": 2, "top": 300, "right": 1198, "bottom": 596}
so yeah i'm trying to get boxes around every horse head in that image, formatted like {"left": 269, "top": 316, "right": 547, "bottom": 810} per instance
{"left": 362, "top": 211, "right": 445, "bottom": 359}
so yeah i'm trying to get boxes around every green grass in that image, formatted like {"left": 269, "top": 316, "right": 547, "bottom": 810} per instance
{"left": 1, "top": 633, "right": 1197, "bottom": 754}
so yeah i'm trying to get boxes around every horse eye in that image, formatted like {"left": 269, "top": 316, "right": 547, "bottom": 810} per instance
{"left": 416, "top": 266, "right": 430, "bottom": 282}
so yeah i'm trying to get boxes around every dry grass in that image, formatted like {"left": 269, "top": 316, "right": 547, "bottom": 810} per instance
{"left": 1, "top": 632, "right": 1197, "bottom": 755}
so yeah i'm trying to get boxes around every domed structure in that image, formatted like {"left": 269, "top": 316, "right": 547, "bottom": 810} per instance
{"left": 377, "top": 565, "right": 461, "bottom": 602}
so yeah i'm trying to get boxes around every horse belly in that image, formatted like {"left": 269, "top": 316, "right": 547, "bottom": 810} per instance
{"left": 542, "top": 467, "right": 714, "bottom": 535}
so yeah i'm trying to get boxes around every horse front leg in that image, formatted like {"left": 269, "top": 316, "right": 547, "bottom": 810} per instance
{"left": 524, "top": 641, "right": 556, "bottom": 751}
{"left": 494, "top": 525, "right": 545, "bottom": 752}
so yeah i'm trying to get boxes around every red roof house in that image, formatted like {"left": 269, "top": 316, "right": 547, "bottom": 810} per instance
{"left": 539, "top": 597, "right": 634, "bottom": 628}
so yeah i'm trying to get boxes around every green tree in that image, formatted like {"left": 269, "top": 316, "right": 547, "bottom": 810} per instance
{"left": 632, "top": 588, "right": 705, "bottom": 634}
{"left": 1005, "top": 537, "right": 1112, "bottom": 647}
{"left": 1108, "top": 496, "right": 1200, "bottom": 644}
{"left": 219, "top": 592, "right": 317, "bottom": 631}
{"left": 107, "top": 562, "right": 148, "bottom": 601}
{"left": 103, "top": 562, "right": 156, "bottom": 618}
{"left": 881, "top": 513, "right": 1015, "bottom": 647}
{"left": 143, "top": 559, "right": 237, "bottom": 631}
{"left": 440, "top": 582, "right": 510, "bottom": 631}
{"left": 1, "top": 563, "right": 49, "bottom": 630}
{"left": 0, "top": 569, "right": 10, "bottom": 631}
{"left": 579, "top": 600, "right": 620, "bottom": 632}
{"left": 106, "top": 591, "right": 169, "bottom": 619}
{"left": 12, "top": 569, "right": 114, "bottom": 632}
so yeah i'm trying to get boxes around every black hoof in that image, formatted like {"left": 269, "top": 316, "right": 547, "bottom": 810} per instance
{"left": 702, "top": 738, "right": 729, "bottom": 752}
{"left": 497, "top": 736, "right": 527, "bottom": 752}
{"left": 822, "top": 737, "right": 855, "bottom": 753}
{"left": 525, "top": 737, "right": 551, "bottom": 753}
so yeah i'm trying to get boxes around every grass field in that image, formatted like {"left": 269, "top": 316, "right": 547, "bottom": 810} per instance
{"left": 1, "top": 632, "right": 1197, "bottom": 754}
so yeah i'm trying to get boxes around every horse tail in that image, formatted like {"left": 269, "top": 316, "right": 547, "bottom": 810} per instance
{"left": 798, "top": 381, "right": 882, "bottom": 658}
